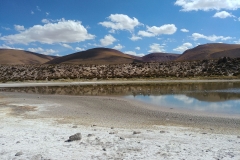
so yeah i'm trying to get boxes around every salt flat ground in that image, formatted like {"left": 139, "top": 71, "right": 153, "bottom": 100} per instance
{"left": 0, "top": 91, "right": 240, "bottom": 160}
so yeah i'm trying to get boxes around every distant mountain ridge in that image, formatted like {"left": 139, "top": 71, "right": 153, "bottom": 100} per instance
{"left": 141, "top": 52, "right": 179, "bottom": 62}
{"left": 1, "top": 43, "right": 240, "bottom": 65}
{"left": 176, "top": 43, "right": 240, "bottom": 61}
{"left": 46, "top": 48, "right": 142, "bottom": 65}
{"left": 0, "top": 49, "right": 56, "bottom": 65}
{"left": 46, "top": 48, "right": 180, "bottom": 65}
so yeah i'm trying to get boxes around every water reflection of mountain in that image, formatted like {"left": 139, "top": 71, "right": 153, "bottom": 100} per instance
{"left": 1, "top": 82, "right": 240, "bottom": 102}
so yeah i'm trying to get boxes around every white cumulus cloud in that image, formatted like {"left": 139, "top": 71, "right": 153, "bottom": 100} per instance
{"left": 138, "top": 24, "right": 177, "bottom": 37}
{"left": 100, "top": 34, "right": 116, "bottom": 46}
{"left": 147, "top": 24, "right": 177, "bottom": 35}
{"left": 14, "top": 25, "right": 25, "bottom": 31}
{"left": 135, "top": 47, "right": 140, "bottom": 50}
{"left": 192, "top": 33, "right": 232, "bottom": 41}
{"left": 99, "top": 14, "right": 141, "bottom": 32}
{"left": 234, "top": 39, "right": 240, "bottom": 44}
{"left": 129, "top": 34, "right": 142, "bottom": 41}
{"left": 173, "top": 42, "right": 193, "bottom": 52}
{"left": 175, "top": 0, "right": 240, "bottom": 11}
{"left": 113, "top": 44, "right": 124, "bottom": 50}
{"left": 148, "top": 43, "right": 165, "bottom": 53}
{"left": 0, "top": 44, "right": 23, "bottom": 50}
{"left": 41, "top": 18, "right": 60, "bottom": 24}
{"left": 0, "top": 19, "right": 95, "bottom": 45}
{"left": 61, "top": 43, "right": 73, "bottom": 49}
{"left": 41, "top": 19, "right": 50, "bottom": 23}
{"left": 213, "top": 11, "right": 235, "bottom": 18}
{"left": 27, "top": 47, "right": 58, "bottom": 55}
{"left": 138, "top": 30, "right": 155, "bottom": 37}
{"left": 75, "top": 47, "right": 84, "bottom": 51}
{"left": 181, "top": 28, "right": 189, "bottom": 32}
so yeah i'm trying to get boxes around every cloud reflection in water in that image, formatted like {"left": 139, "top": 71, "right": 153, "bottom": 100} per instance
{"left": 125, "top": 94, "right": 240, "bottom": 115}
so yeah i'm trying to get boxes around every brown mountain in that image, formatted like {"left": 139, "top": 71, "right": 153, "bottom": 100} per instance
{"left": 0, "top": 49, "right": 56, "bottom": 65}
{"left": 176, "top": 43, "right": 240, "bottom": 61}
{"left": 46, "top": 48, "right": 142, "bottom": 65}
{"left": 142, "top": 53, "right": 179, "bottom": 62}
{"left": 210, "top": 48, "right": 240, "bottom": 59}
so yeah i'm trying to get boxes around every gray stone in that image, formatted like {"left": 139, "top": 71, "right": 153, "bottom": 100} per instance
{"left": 87, "top": 134, "right": 94, "bottom": 137}
{"left": 120, "top": 137, "right": 125, "bottom": 140}
{"left": 15, "top": 151, "right": 23, "bottom": 156}
{"left": 65, "top": 133, "right": 82, "bottom": 142}
{"left": 133, "top": 131, "right": 141, "bottom": 135}
{"left": 109, "top": 131, "right": 118, "bottom": 134}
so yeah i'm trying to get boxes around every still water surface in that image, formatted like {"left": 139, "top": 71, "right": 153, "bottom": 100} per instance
{"left": 1, "top": 82, "right": 240, "bottom": 116}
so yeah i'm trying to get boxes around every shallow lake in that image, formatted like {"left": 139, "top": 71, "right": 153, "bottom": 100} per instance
{"left": 1, "top": 82, "right": 240, "bottom": 116}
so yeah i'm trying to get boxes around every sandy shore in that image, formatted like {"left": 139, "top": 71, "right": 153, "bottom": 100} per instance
{"left": 1, "top": 79, "right": 240, "bottom": 88}
{"left": 0, "top": 91, "right": 240, "bottom": 159}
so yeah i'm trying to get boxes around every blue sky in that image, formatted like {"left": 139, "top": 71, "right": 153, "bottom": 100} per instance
{"left": 0, "top": 0, "right": 240, "bottom": 57}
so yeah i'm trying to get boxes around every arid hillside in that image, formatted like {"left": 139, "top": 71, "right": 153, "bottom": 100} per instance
{"left": 46, "top": 48, "right": 142, "bottom": 65}
{"left": 210, "top": 48, "right": 240, "bottom": 59}
{"left": 0, "top": 49, "right": 56, "bottom": 65}
{"left": 176, "top": 43, "right": 240, "bottom": 61}
{"left": 1, "top": 43, "right": 240, "bottom": 65}
{"left": 142, "top": 53, "right": 179, "bottom": 62}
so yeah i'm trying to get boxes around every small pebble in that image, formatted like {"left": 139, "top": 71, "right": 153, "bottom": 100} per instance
{"left": 120, "top": 137, "right": 125, "bottom": 140}
{"left": 65, "top": 133, "right": 81, "bottom": 142}
{"left": 15, "top": 151, "right": 23, "bottom": 156}
{"left": 87, "top": 134, "right": 94, "bottom": 137}
{"left": 133, "top": 131, "right": 141, "bottom": 135}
